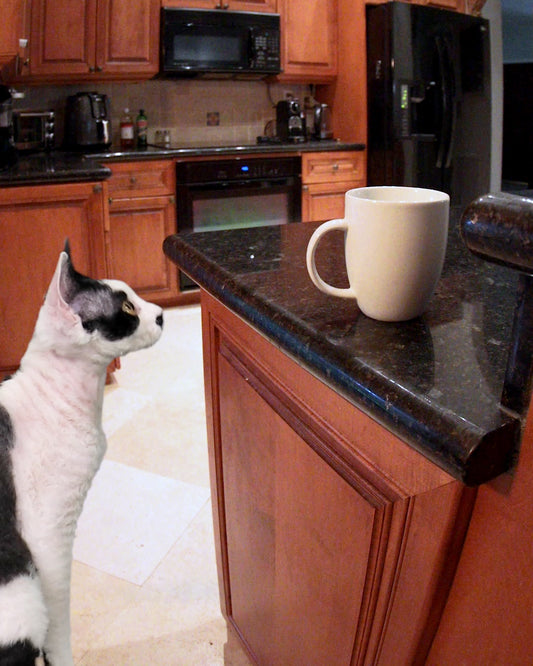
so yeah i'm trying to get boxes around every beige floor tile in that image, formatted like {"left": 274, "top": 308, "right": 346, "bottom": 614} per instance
{"left": 75, "top": 503, "right": 227, "bottom": 665}
{"left": 105, "top": 400, "right": 209, "bottom": 487}
{"left": 73, "top": 460, "right": 210, "bottom": 584}
{"left": 71, "top": 562, "right": 141, "bottom": 664}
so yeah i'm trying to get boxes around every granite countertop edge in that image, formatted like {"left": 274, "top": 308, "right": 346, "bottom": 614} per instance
{"left": 89, "top": 140, "right": 365, "bottom": 162}
{"left": 163, "top": 233, "right": 521, "bottom": 487}
{"left": 0, "top": 140, "right": 364, "bottom": 186}
{"left": 0, "top": 153, "right": 111, "bottom": 187}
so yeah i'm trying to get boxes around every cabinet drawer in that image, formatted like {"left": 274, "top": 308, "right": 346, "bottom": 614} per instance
{"left": 302, "top": 151, "right": 365, "bottom": 184}
{"left": 302, "top": 180, "right": 359, "bottom": 222}
{"left": 107, "top": 160, "right": 175, "bottom": 197}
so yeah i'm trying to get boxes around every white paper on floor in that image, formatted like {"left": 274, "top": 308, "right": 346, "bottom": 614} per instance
{"left": 73, "top": 460, "right": 210, "bottom": 585}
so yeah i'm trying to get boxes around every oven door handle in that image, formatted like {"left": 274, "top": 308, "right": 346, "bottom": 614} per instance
{"left": 182, "top": 177, "right": 298, "bottom": 190}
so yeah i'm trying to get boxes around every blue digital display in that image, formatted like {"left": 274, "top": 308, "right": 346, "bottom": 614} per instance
{"left": 241, "top": 165, "right": 249, "bottom": 172}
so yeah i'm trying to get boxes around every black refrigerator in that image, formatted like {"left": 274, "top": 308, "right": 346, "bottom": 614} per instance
{"left": 366, "top": 2, "right": 491, "bottom": 223}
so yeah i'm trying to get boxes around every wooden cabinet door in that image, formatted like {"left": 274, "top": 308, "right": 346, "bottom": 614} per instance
{"left": 29, "top": 0, "right": 97, "bottom": 76}
{"left": 302, "top": 182, "right": 351, "bottom": 222}
{"left": 0, "top": 182, "right": 106, "bottom": 374}
{"left": 0, "top": 0, "right": 28, "bottom": 61}
{"left": 277, "top": 0, "right": 337, "bottom": 82}
{"left": 301, "top": 152, "right": 366, "bottom": 222}
{"left": 163, "top": 1, "right": 276, "bottom": 10}
{"left": 229, "top": 0, "right": 277, "bottom": 10}
{"left": 162, "top": 1, "right": 220, "bottom": 8}
{"left": 96, "top": 0, "right": 159, "bottom": 78}
{"left": 418, "top": 0, "right": 466, "bottom": 9}
{"left": 106, "top": 195, "right": 179, "bottom": 305}
{"left": 203, "top": 293, "right": 476, "bottom": 666}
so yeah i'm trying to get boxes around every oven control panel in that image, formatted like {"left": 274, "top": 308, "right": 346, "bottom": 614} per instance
{"left": 177, "top": 156, "right": 301, "bottom": 184}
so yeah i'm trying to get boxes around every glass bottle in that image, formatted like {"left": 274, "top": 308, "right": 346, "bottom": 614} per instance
{"left": 136, "top": 109, "right": 148, "bottom": 148}
{"left": 120, "top": 108, "right": 134, "bottom": 149}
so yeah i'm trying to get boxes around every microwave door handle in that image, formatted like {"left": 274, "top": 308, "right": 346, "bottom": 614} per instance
{"left": 248, "top": 27, "right": 256, "bottom": 64}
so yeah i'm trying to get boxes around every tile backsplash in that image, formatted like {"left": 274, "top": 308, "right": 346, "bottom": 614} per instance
{"left": 13, "top": 79, "right": 308, "bottom": 147}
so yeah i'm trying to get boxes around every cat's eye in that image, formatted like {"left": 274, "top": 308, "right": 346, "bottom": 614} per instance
{"left": 122, "top": 300, "right": 136, "bottom": 315}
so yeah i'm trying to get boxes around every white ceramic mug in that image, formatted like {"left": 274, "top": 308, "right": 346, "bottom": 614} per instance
{"left": 306, "top": 186, "right": 449, "bottom": 321}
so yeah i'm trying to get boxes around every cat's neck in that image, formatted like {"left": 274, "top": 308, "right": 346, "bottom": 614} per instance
{"left": 15, "top": 346, "right": 109, "bottom": 417}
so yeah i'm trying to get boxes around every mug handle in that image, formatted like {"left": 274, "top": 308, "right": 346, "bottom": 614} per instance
{"left": 306, "top": 219, "right": 356, "bottom": 298}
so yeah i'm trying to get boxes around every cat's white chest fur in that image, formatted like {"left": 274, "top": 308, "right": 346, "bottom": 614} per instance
{"left": 3, "top": 365, "right": 107, "bottom": 538}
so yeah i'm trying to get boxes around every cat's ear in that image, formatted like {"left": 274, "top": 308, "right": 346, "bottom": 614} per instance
{"left": 44, "top": 250, "right": 79, "bottom": 325}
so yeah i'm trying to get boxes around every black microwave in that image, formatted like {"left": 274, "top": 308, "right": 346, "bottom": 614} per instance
{"left": 160, "top": 8, "right": 281, "bottom": 77}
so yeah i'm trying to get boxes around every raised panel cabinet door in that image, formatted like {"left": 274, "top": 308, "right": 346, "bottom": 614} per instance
{"left": 163, "top": 1, "right": 276, "bottom": 10}
{"left": 106, "top": 195, "right": 179, "bottom": 304}
{"left": 277, "top": 0, "right": 337, "bottom": 82}
{"left": 227, "top": 0, "right": 277, "bottom": 10}
{"left": 29, "top": 0, "right": 97, "bottom": 76}
{"left": 0, "top": 0, "right": 28, "bottom": 59}
{"left": 0, "top": 182, "right": 106, "bottom": 374}
{"left": 161, "top": 1, "right": 219, "bottom": 8}
{"left": 203, "top": 294, "right": 476, "bottom": 665}
{"left": 96, "top": 0, "right": 159, "bottom": 77}
{"left": 302, "top": 182, "right": 351, "bottom": 222}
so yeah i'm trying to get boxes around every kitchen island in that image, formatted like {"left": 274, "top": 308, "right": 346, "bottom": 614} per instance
{"left": 164, "top": 197, "right": 533, "bottom": 664}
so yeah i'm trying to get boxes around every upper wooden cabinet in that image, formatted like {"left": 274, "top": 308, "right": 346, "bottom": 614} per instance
{"left": 163, "top": 0, "right": 277, "bottom": 10}
{"left": 0, "top": 0, "right": 27, "bottom": 59}
{"left": 22, "top": 0, "right": 159, "bottom": 81}
{"left": 276, "top": 0, "right": 337, "bottom": 83}
{"left": 368, "top": 0, "right": 487, "bottom": 14}
{"left": 0, "top": 0, "right": 29, "bottom": 75}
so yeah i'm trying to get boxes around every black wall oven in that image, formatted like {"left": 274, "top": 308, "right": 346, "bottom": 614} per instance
{"left": 176, "top": 156, "right": 301, "bottom": 290}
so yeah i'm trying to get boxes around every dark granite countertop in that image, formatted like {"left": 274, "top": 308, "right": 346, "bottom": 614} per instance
{"left": 164, "top": 218, "right": 525, "bottom": 486}
{"left": 89, "top": 138, "right": 364, "bottom": 162}
{"left": 0, "top": 151, "right": 111, "bottom": 187}
{"left": 0, "top": 140, "right": 363, "bottom": 186}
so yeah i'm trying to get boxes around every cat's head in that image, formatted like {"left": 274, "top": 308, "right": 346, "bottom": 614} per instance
{"left": 27, "top": 244, "right": 164, "bottom": 364}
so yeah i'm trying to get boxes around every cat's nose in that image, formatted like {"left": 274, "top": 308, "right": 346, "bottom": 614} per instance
{"left": 156, "top": 313, "right": 164, "bottom": 328}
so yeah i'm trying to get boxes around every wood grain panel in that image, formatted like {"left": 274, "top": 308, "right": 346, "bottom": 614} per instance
{"left": 201, "top": 291, "right": 476, "bottom": 665}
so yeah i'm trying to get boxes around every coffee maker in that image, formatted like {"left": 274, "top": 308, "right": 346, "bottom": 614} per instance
{"left": 276, "top": 99, "right": 305, "bottom": 143}
{"left": 0, "top": 86, "right": 18, "bottom": 170}
{"left": 65, "top": 92, "right": 112, "bottom": 150}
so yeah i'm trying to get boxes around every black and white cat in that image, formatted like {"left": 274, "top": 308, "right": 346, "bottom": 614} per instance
{"left": 0, "top": 244, "right": 164, "bottom": 666}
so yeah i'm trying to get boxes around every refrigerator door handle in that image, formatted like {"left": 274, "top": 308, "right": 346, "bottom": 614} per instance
{"left": 435, "top": 35, "right": 455, "bottom": 170}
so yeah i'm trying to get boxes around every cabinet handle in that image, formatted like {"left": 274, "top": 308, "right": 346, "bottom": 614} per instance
{"left": 108, "top": 197, "right": 113, "bottom": 204}
{"left": 95, "top": 66, "right": 103, "bottom": 72}
{"left": 93, "top": 184, "right": 103, "bottom": 193}
{"left": 16, "top": 55, "right": 30, "bottom": 71}
{"left": 169, "top": 196, "right": 175, "bottom": 204}
{"left": 89, "top": 66, "right": 95, "bottom": 73}
{"left": 302, "top": 185, "right": 309, "bottom": 191}
{"left": 332, "top": 164, "right": 339, "bottom": 171}
{"left": 130, "top": 176, "right": 137, "bottom": 184}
